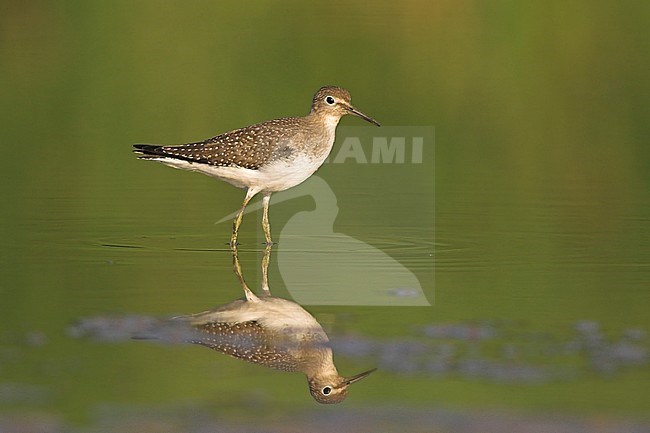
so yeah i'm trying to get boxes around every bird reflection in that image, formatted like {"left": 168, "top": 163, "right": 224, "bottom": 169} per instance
{"left": 173, "top": 245, "right": 375, "bottom": 404}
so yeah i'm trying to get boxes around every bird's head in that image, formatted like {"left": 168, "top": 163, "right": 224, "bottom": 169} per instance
{"left": 310, "top": 86, "right": 380, "bottom": 127}
{"left": 308, "top": 368, "right": 376, "bottom": 404}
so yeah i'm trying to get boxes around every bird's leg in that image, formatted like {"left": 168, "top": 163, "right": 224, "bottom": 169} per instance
{"left": 231, "top": 243, "right": 257, "bottom": 301}
{"left": 262, "top": 192, "right": 273, "bottom": 245}
{"left": 231, "top": 188, "right": 257, "bottom": 246}
{"left": 260, "top": 243, "right": 272, "bottom": 296}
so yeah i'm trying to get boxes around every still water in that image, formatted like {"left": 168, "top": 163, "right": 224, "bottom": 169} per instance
{"left": 2, "top": 159, "right": 649, "bottom": 431}
{"left": 1, "top": 1, "right": 649, "bottom": 432}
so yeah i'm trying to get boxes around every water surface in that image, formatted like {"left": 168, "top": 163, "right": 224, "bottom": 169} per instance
{"left": 1, "top": 1, "right": 649, "bottom": 431}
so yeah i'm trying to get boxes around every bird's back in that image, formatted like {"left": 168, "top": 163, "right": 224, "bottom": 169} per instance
{"left": 175, "top": 296, "right": 330, "bottom": 372}
{"left": 135, "top": 117, "right": 309, "bottom": 170}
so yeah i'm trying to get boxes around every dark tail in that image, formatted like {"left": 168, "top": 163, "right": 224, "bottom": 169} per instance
{"left": 133, "top": 144, "right": 166, "bottom": 159}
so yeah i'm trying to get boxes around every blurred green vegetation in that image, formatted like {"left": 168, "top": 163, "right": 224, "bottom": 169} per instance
{"left": 0, "top": 0, "right": 649, "bottom": 427}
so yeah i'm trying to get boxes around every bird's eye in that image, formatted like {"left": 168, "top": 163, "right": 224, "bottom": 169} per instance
{"left": 322, "top": 386, "right": 332, "bottom": 395}
{"left": 325, "top": 96, "right": 335, "bottom": 105}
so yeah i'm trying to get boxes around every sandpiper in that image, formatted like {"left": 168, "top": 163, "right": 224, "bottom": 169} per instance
{"left": 174, "top": 245, "right": 375, "bottom": 403}
{"left": 134, "top": 86, "right": 380, "bottom": 245}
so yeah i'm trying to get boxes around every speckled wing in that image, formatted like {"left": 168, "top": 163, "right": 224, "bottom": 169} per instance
{"left": 190, "top": 320, "right": 301, "bottom": 372}
{"left": 134, "top": 118, "right": 302, "bottom": 170}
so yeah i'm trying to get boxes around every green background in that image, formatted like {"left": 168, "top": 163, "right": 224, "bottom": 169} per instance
{"left": 1, "top": 1, "right": 649, "bottom": 431}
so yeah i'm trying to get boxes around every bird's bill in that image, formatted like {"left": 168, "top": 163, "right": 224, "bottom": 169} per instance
{"left": 346, "top": 105, "right": 381, "bottom": 127}
{"left": 345, "top": 368, "right": 377, "bottom": 385}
